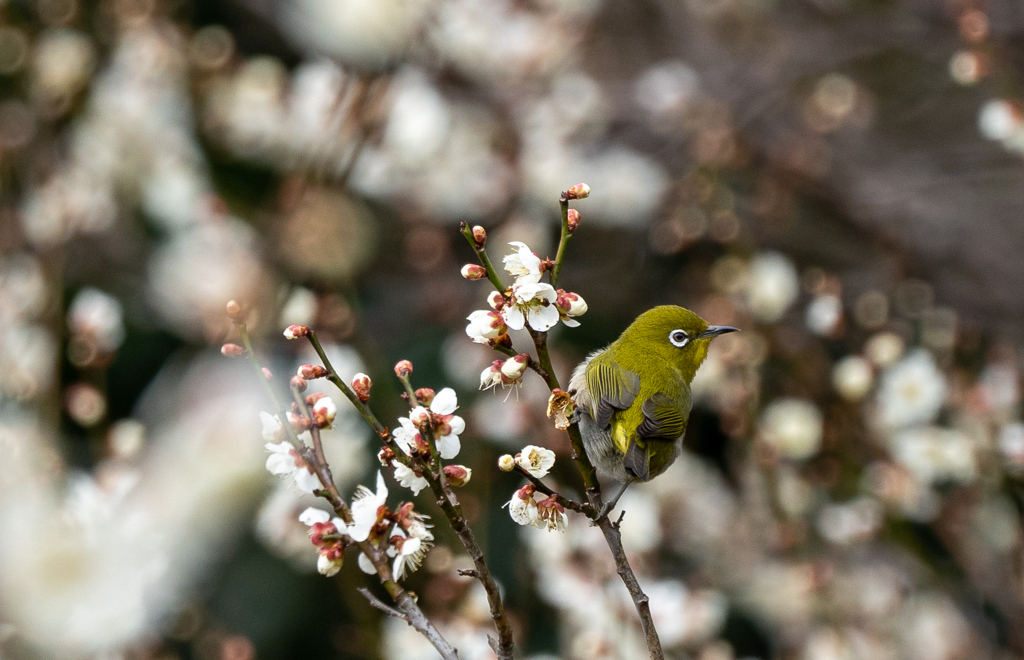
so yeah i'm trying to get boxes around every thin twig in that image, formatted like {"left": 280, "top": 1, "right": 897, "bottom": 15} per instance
{"left": 357, "top": 587, "right": 408, "bottom": 620}
{"left": 512, "top": 465, "right": 594, "bottom": 517}
{"left": 459, "top": 222, "right": 507, "bottom": 292}
{"left": 550, "top": 193, "right": 572, "bottom": 288}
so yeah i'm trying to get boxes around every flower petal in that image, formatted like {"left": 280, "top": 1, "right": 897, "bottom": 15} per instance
{"left": 503, "top": 306, "right": 526, "bottom": 331}
{"left": 358, "top": 552, "right": 376, "bottom": 574}
{"left": 527, "top": 304, "right": 560, "bottom": 332}
{"left": 293, "top": 468, "right": 321, "bottom": 494}
{"left": 438, "top": 434, "right": 461, "bottom": 460}
{"left": 299, "top": 507, "right": 331, "bottom": 526}
{"left": 431, "top": 388, "right": 458, "bottom": 415}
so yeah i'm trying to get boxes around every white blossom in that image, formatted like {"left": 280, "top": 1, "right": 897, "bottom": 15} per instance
{"left": 891, "top": 427, "right": 976, "bottom": 485}
{"left": 265, "top": 440, "right": 321, "bottom": 494}
{"left": 260, "top": 412, "right": 283, "bottom": 442}
{"left": 747, "top": 251, "right": 799, "bottom": 323}
{"left": 502, "top": 241, "right": 543, "bottom": 284}
{"left": 502, "top": 281, "right": 559, "bottom": 332}
{"left": 317, "top": 552, "right": 343, "bottom": 577}
{"left": 506, "top": 487, "right": 539, "bottom": 525}
{"left": 348, "top": 471, "right": 388, "bottom": 542}
{"left": 877, "top": 349, "right": 946, "bottom": 430}
{"left": 392, "top": 417, "right": 419, "bottom": 456}
{"left": 759, "top": 398, "right": 823, "bottom": 460}
{"left": 394, "top": 463, "right": 429, "bottom": 495}
{"left": 430, "top": 388, "right": 465, "bottom": 460}
{"left": 298, "top": 507, "right": 331, "bottom": 526}
{"left": 516, "top": 445, "right": 556, "bottom": 478}
{"left": 358, "top": 552, "right": 376, "bottom": 574}
{"left": 465, "top": 310, "right": 506, "bottom": 343}
{"left": 832, "top": 356, "right": 873, "bottom": 401}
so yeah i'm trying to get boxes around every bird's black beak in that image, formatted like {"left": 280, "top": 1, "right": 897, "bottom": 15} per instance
{"left": 697, "top": 325, "right": 740, "bottom": 339}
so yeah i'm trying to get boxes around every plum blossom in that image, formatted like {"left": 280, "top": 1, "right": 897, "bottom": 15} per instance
{"left": 348, "top": 471, "right": 388, "bottom": 542}
{"left": 877, "top": 349, "right": 946, "bottom": 430}
{"left": 516, "top": 445, "right": 556, "bottom": 478}
{"left": 429, "top": 387, "right": 465, "bottom": 459}
{"left": 759, "top": 398, "right": 823, "bottom": 460}
{"left": 554, "top": 290, "right": 587, "bottom": 327}
{"left": 502, "top": 281, "right": 560, "bottom": 332}
{"left": 388, "top": 527, "right": 429, "bottom": 581}
{"left": 394, "top": 463, "right": 429, "bottom": 495}
{"left": 534, "top": 495, "right": 568, "bottom": 532}
{"left": 502, "top": 241, "right": 543, "bottom": 284}
{"left": 466, "top": 309, "right": 507, "bottom": 343}
{"left": 299, "top": 507, "right": 347, "bottom": 576}
{"left": 506, "top": 484, "right": 539, "bottom": 525}
{"left": 265, "top": 430, "right": 321, "bottom": 494}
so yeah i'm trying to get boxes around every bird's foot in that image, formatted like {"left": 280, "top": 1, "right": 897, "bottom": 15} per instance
{"left": 590, "top": 502, "right": 614, "bottom": 527}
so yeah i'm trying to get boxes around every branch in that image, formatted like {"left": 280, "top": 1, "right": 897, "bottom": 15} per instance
{"left": 357, "top": 587, "right": 407, "bottom": 620}
{"left": 459, "top": 222, "right": 507, "bottom": 292}
{"left": 304, "top": 334, "right": 516, "bottom": 660}
{"left": 513, "top": 465, "right": 594, "bottom": 517}
{"left": 550, "top": 193, "right": 573, "bottom": 288}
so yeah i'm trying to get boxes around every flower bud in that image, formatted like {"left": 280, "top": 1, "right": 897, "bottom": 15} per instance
{"left": 444, "top": 465, "right": 472, "bottom": 487}
{"left": 298, "top": 364, "right": 329, "bottom": 379}
{"left": 487, "top": 291, "right": 505, "bottom": 310}
{"left": 305, "top": 392, "right": 326, "bottom": 406}
{"left": 461, "top": 264, "right": 487, "bottom": 281}
{"left": 472, "top": 225, "right": 487, "bottom": 246}
{"left": 290, "top": 375, "right": 308, "bottom": 392}
{"left": 313, "top": 397, "right": 338, "bottom": 427}
{"left": 567, "top": 208, "right": 580, "bottom": 233}
{"left": 317, "top": 552, "right": 344, "bottom": 577}
{"left": 394, "top": 360, "right": 414, "bottom": 379}
{"left": 220, "top": 343, "right": 244, "bottom": 357}
{"left": 352, "top": 373, "right": 372, "bottom": 402}
{"left": 565, "top": 183, "right": 590, "bottom": 200}
{"left": 498, "top": 454, "right": 515, "bottom": 471}
{"left": 466, "top": 310, "right": 508, "bottom": 344}
{"left": 415, "top": 388, "right": 435, "bottom": 406}
{"left": 500, "top": 354, "right": 530, "bottom": 382}
{"left": 225, "top": 299, "right": 244, "bottom": 321}
{"left": 284, "top": 325, "right": 310, "bottom": 340}
{"left": 262, "top": 367, "right": 274, "bottom": 380}
{"left": 555, "top": 291, "right": 588, "bottom": 317}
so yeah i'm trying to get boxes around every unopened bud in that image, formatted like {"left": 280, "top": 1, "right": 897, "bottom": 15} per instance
{"left": 298, "top": 364, "right": 328, "bottom": 379}
{"left": 444, "top": 465, "right": 472, "bottom": 487}
{"left": 262, "top": 367, "right": 273, "bottom": 380}
{"left": 313, "top": 397, "right": 338, "bottom": 428}
{"left": 487, "top": 291, "right": 505, "bottom": 310}
{"left": 394, "top": 360, "right": 414, "bottom": 379}
{"left": 305, "top": 392, "right": 326, "bottom": 406}
{"left": 567, "top": 208, "right": 580, "bottom": 233}
{"left": 472, "top": 225, "right": 487, "bottom": 246}
{"left": 565, "top": 183, "right": 590, "bottom": 200}
{"left": 415, "top": 388, "right": 435, "bottom": 406}
{"left": 352, "top": 373, "right": 372, "bottom": 402}
{"left": 225, "top": 300, "right": 244, "bottom": 321}
{"left": 500, "top": 354, "right": 530, "bottom": 382}
{"left": 555, "top": 290, "right": 588, "bottom": 317}
{"left": 284, "top": 325, "right": 310, "bottom": 340}
{"left": 220, "top": 343, "right": 244, "bottom": 357}
{"left": 290, "top": 375, "right": 308, "bottom": 392}
{"left": 461, "top": 264, "right": 487, "bottom": 281}
{"left": 498, "top": 454, "right": 515, "bottom": 472}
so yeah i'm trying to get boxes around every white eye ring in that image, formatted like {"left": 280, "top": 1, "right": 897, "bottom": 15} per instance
{"left": 669, "top": 329, "right": 689, "bottom": 347}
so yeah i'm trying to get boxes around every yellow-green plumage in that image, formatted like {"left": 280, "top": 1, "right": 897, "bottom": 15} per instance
{"left": 568, "top": 305, "right": 735, "bottom": 484}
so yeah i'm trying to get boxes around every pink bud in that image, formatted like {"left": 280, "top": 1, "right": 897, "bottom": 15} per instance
{"left": 352, "top": 373, "right": 372, "bottom": 402}
{"left": 461, "top": 264, "right": 487, "bottom": 281}
{"left": 515, "top": 484, "right": 536, "bottom": 500}
{"left": 444, "top": 465, "right": 472, "bottom": 487}
{"left": 313, "top": 397, "right": 338, "bottom": 428}
{"left": 394, "top": 360, "right": 414, "bottom": 379}
{"left": 225, "top": 300, "right": 244, "bottom": 321}
{"left": 415, "top": 388, "right": 435, "bottom": 406}
{"left": 284, "top": 325, "right": 310, "bottom": 340}
{"left": 298, "top": 364, "right": 328, "bottom": 379}
{"left": 567, "top": 208, "right": 580, "bottom": 233}
{"left": 220, "top": 343, "right": 244, "bottom": 357}
{"left": 472, "top": 225, "right": 487, "bottom": 246}
{"left": 555, "top": 291, "right": 588, "bottom": 317}
{"left": 290, "top": 375, "right": 308, "bottom": 391}
{"left": 565, "top": 183, "right": 590, "bottom": 200}
{"left": 262, "top": 367, "right": 273, "bottom": 380}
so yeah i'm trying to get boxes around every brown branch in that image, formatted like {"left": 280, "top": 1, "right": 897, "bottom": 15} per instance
{"left": 357, "top": 587, "right": 407, "bottom": 620}
{"left": 304, "top": 336, "right": 516, "bottom": 660}
{"left": 512, "top": 465, "right": 595, "bottom": 517}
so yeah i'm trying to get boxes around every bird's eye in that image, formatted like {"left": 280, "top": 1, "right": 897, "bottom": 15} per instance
{"left": 669, "top": 329, "right": 689, "bottom": 347}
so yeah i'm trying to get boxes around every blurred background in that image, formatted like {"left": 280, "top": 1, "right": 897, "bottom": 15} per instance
{"left": 0, "top": 0, "right": 1023, "bottom": 658}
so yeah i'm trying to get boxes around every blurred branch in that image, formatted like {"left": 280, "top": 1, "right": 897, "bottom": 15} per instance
{"left": 357, "top": 588, "right": 407, "bottom": 620}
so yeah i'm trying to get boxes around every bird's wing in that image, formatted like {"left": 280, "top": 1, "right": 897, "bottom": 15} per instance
{"left": 585, "top": 355, "right": 640, "bottom": 430}
{"left": 635, "top": 393, "right": 688, "bottom": 441}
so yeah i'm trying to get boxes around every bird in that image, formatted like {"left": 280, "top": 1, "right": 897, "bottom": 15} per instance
{"left": 568, "top": 305, "right": 738, "bottom": 520}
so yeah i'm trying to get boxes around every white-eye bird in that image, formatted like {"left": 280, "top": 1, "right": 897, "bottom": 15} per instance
{"left": 568, "top": 305, "right": 738, "bottom": 518}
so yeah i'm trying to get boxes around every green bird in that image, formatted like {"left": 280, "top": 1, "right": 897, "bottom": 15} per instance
{"left": 568, "top": 305, "right": 738, "bottom": 518}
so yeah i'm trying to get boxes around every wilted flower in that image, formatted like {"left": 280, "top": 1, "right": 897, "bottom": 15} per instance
{"left": 546, "top": 389, "right": 574, "bottom": 430}
{"left": 466, "top": 310, "right": 507, "bottom": 343}
{"left": 348, "top": 472, "right": 388, "bottom": 542}
{"left": 876, "top": 349, "right": 946, "bottom": 430}
{"left": 503, "top": 281, "right": 559, "bottom": 332}
{"left": 759, "top": 398, "right": 823, "bottom": 460}
{"left": 832, "top": 355, "right": 873, "bottom": 401}
{"left": 506, "top": 484, "right": 539, "bottom": 525}
{"left": 502, "top": 241, "right": 543, "bottom": 284}
{"left": 516, "top": 445, "right": 556, "bottom": 478}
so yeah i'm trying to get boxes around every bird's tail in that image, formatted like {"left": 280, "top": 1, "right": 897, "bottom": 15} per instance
{"left": 624, "top": 439, "right": 650, "bottom": 481}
